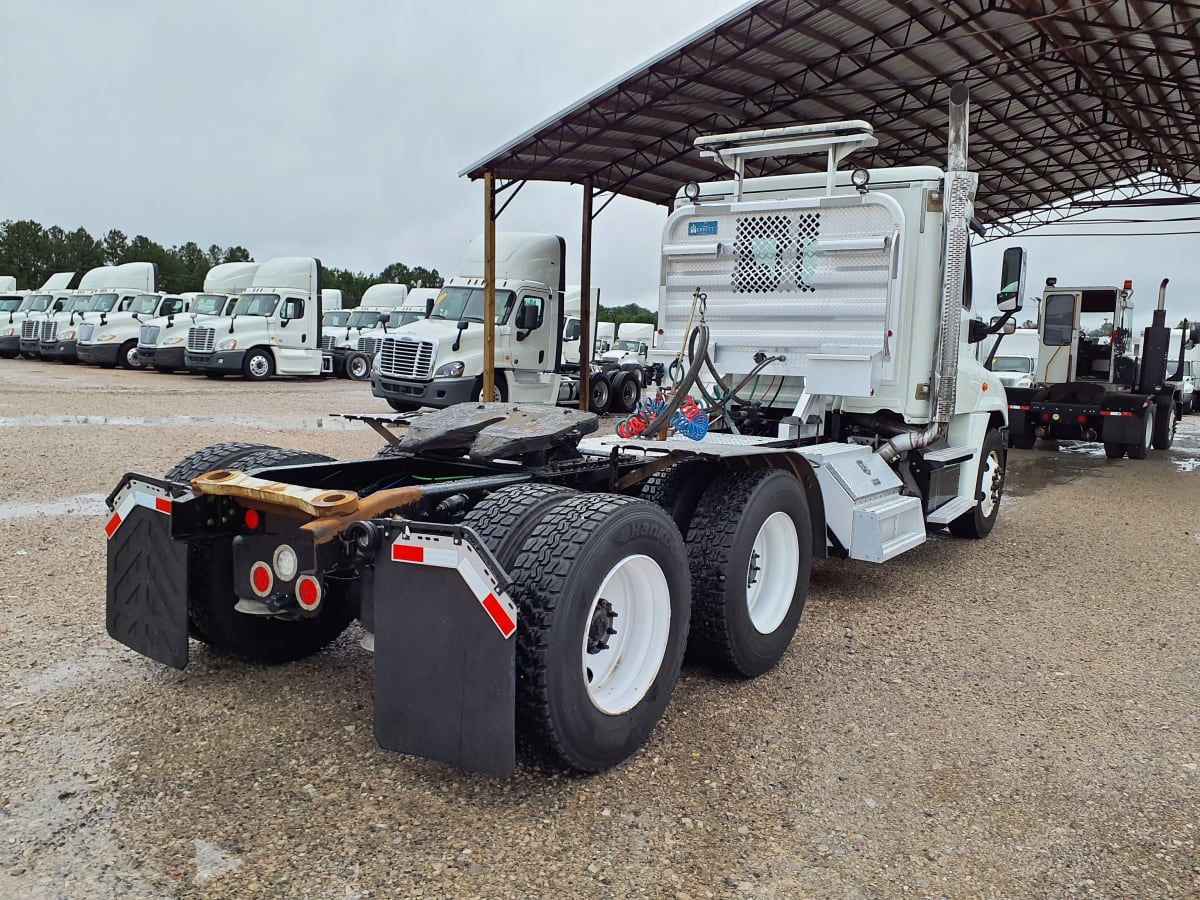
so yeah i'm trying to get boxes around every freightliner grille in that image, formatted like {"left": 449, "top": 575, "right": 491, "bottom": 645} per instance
{"left": 379, "top": 336, "right": 435, "bottom": 379}
{"left": 78, "top": 323, "right": 96, "bottom": 343}
{"left": 22, "top": 320, "right": 39, "bottom": 340}
{"left": 319, "top": 335, "right": 335, "bottom": 351}
{"left": 187, "top": 327, "right": 215, "bottom": 353}
{"left": 356, "top": 336, "right": 382, "bottom": 357}
{"left": 139, "top": 325, "right": 160, "bottom": 347}
{"left": 41, "top": 321, "right": 58, "bottom": 342}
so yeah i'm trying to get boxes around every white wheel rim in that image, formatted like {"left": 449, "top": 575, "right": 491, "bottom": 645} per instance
{"left": 746, "top": 511, "right": 799, "bottom": 634}
{"left": 581, "top": 554, "right": 671, "bottom": 715}
{"left": 127, "top": 346, "right": 141, "bottom": 367}
{"left": 350, "top": 357, "right": 367, "bottom": 378}
{"left": 249, "top": 355, "right": 270, "bottom": 377}
{"left": 979, "top": 450, "right": 1003, "bottom": 517}
{"left": 592, "top": 381, "right": 609, "bottom": 406}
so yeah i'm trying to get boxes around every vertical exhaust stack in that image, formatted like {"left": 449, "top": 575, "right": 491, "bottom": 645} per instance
{"left": 878, "top": 84, "right": 976, "bottom": 464}
{"left": 1138, "top": 277, "right": 1171, "bottom": 393}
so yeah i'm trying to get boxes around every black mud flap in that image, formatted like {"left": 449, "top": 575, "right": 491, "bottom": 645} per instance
{"left": 373, "top": 524, "right": 517, "bottom": 777}
{"left": 105, "top": 487, "right": 190, "bottom": 669}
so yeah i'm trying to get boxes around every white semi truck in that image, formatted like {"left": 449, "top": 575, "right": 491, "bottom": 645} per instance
{"left": 184, "top": 257, "right": 325, "bottom": 381}
{"left": 104, "top": 92, "right": 1018, "bottom": 778}
{"left": 77, "top": 292, "right": 187, "bottom": 369}
{"left": 598, "top": 322, "right": 654, "bottom": 384}
{"left": 981, "top": 327, "right": 1038, "bottom": 389}
{"left": 370, "top": 236, "right": 637, "bottom": 414}
{"left": 339, "top": 288, "right": 439, "bottom": 381}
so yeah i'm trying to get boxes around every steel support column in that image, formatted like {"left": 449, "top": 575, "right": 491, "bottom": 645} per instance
{"left": 579, "top": 178, "right": 593, "bottom": 410}
{"left": 483, "top": 171, "right": 496, "bottom": 401}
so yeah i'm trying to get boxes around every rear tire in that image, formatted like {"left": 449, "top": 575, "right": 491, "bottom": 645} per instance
{"left": 949, "top": 429, "right": 1006, "bottom": 539}
{"left": 1009, "top": 431, "right": 1035, "bottom": 450}
{"left": 1127, "top": 408, "right": 1153, "bottom": 459}
{"left": 242, "top": 348, "right": 274, "bottom": 381}
{"left": 611, "top": 371, "right": 640, "bottom": 414}
{"left": 345, "top": 351, "right": 372, "bottom": 381}
{"left": 588, "top": 372, "right": 611, "bottom": 415}
{"left": 507, "top": 494, "right": 690, "bottom": 772}
{"left": 1151, "top": 402, "right": 1176, "bottom": 450}
{"left": 182, "top": 448, "right": 351, "bottom": 663}
{"left": 638, "top": 460, "right": 720, "bottom": 532}
{"left": 462, "top": 483, "right": 577, "bottom": 567}
{"left": 165, "top": 442, "right": 279, "bottom": 484}
{"left": 686, "top": 468, "right": 812, "bottom": 677}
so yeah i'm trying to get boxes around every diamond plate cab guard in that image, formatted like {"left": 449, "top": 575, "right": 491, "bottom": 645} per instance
{"left": 105, "top": 477, "right": 190, "bottom": 669}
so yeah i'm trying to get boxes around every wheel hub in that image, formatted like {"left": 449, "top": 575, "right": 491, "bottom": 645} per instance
{"left": 586, "top": 598, "right": 618, "bottom": 656}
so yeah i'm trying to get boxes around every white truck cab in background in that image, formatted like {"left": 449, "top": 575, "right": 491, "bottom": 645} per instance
{"left": 559, "top": 285, "right": 601, "bottom": 368}
{"left": 78, "top": 290, "right": 185, "bottom": 370}
{"left": 323, "top": 283, "right": 408, "bottom": 376}
{"left": 185, "top": 257, "right": 325, "bottom": 381}
{"left": 370, "top": 233, "right": 639, "bottom": 414}
{"left": 981, "top": 327, "right": 1038, "bottom": 389}
{"left": 12, "top": 273, "right": 78, "bottom": 358}
{"left": 599, "top": 322, "right": 654, "bottom": 383}
{"left": 138, "top": 262, "right": 261, "bottom": 373}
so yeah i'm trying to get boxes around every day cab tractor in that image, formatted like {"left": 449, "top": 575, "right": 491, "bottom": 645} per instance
{"left": 1005, "top": 277, "right": 1200, "bottom": 458}
{"left": 106, "top": 88, "right": 1018, "bottom": 777}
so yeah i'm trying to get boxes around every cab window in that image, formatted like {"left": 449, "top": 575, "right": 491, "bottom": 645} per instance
{"left": 1042, "top": 293, "right": 1075, "bottom": 346}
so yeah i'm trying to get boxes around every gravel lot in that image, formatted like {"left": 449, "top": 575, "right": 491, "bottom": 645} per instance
{"left": 1, "top": 361, "right": 1197, "bottom": 898}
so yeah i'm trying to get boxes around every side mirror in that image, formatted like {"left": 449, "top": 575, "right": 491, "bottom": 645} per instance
{"left": 457, "top": 320, "right": 469, "bottom": 331}
{"left": 988, "top": 317, "right": 1017, "bottom": 335}
{"left": 996, "top": 246, "right": 1027, "bottom": 313}
{"left": 516, "top": 305, "right": 540, "bottom": 330}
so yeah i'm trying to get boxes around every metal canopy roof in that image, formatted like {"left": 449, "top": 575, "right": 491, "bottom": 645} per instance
{"left": 462, "top": 0, "right": 1200, "bottom": 231}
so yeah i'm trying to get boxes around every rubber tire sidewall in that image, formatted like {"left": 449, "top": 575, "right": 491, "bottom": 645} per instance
{"left": 510, "top": 497, "right": 690, "bottom": 772}
{"left": 949, "top": 429, "right": 1006, "bottom": 539}
{"left": 1151, "top": 400, "right": 1175, "bottom": 450}
{"left": 345, "top": 351, "right": 372, "bottom": 381}
{"left": 242, "top": 348, "right": 275, "bottom": 381}
{"left": 686, "top": 468, "right": 812, "bottom": 677}
{"left": 1127, "top": 408, "right": 1153, "bottom": 459}
{"left": 589, "top": 373, "right": 611, "bottom": 415}
{"left": 118, "top": 339, "right": 142, "bottom": 370}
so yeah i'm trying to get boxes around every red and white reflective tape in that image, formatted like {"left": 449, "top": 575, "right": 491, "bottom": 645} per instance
{"left": 391, "top": 533, "right": 518, "bottom": 639}
{"left": 1100, "top": 410, "right": 1133, "bottom": 417}
{"left": 105, "top": 489, "right": 171, "bottom": 539}
{"left": 1009, "top": 404, "right": 1031, "bottom": 411}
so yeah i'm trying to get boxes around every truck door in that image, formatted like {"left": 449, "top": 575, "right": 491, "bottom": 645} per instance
{"left": 270, "top": 295, "right": 319, "bottom": 374}
{"left": 506, "top": 290, "right": 555, "bottom": 373}
{"left": 1039, "top": 292, "right": 1078, "bottom": 384}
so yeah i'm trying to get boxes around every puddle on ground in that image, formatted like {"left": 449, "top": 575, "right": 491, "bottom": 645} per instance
{"left": 0, "top": 414, "right": 373, "bottom": 430}
{"left": 1005, "top": 440, "right": 1106, "bottom": 497}
{"left": 0, "top": 493, "right": 108, "bottom": 521}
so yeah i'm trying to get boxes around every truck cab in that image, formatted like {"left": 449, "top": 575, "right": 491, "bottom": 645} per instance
{"left": 185, "top": 257, "right": 324, "bottom": 381}
{"left": 982, "top": 327, "right": 1038, "bottom": 389}
{"left": 371, "top": 234, "right": 571, "bottom": 410}
{"left": 78, "top": 292, "right": 186, "bottom": 369}
{"left": 323, "top": 283, "right": 412, "bottom": 377}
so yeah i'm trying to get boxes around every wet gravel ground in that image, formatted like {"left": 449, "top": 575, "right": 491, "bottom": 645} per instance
{"left": 1, "top": 360, "right": 1197, "bottom": 898}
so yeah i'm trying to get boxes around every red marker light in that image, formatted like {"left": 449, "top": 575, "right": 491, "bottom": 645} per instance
{"left": 250, "top": 562, "right": 273, "bottom": 597}
{"left": 244, "top": 508, "right": 260, "bottom": 529}
{"left": 296, "top": 575, "right": 322, "bottom": 611}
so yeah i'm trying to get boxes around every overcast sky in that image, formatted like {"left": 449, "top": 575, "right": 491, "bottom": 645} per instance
{"left": 4, "top": 0, "right": 1197, "bottom": 331}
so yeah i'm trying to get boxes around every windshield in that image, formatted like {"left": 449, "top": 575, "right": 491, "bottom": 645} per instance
{"left": 611, "top": 339, "right": 641, "bottom": 352}
{"left": 429, "top": 286, "right": 516, "bottom": 324}
{"left": 88, "top": 293, "right": 118, "bottom": 312}
{"left": 989, "top": 356, "right": 1032, "bottom": 373}
{"left": 24, "top": 294, "right": 51, "bottom": 312}
{"left": 323, "top": 310, "right": 352, "bottom": 327}
{"left": 67, "top": 296, "right": 91, "bottom": 311}
{"left": 0, "top": 297, "right": 21, "bottom": 312}
{"left": 390, "top": 310, "right": 422, "bottom": 326}
{"left": 347, "top": 310, "right": 381, "bottom": 328}
{"left": 191, "top": 295, "right": 226, "bottom": 316}
{"left": 129, "top": 294, "right": 159, "bottom": 314}
{"left": 234, "top": 293, "right": 280, "bottom": 317}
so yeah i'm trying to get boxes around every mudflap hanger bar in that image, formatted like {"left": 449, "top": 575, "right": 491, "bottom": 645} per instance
{"left": 373, "top": 520, "right": 520, "bottom": 778}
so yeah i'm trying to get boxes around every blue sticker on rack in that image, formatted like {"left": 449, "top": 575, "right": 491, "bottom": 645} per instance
{"left": 687, "top": 220, "right": 719, "bottom": 236}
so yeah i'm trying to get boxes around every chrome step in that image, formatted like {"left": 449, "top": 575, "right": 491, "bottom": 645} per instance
{"left": 925, "top": 495, "right": 976, "bottom": 525}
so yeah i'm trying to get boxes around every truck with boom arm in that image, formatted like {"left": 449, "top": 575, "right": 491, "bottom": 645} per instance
{"left": 104, "top": 88, "right": 1016, "bottom": 777}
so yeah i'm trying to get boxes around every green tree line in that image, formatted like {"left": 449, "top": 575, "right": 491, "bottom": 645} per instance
{"left": 0, "top": 219, "right": 441, "bottom": 307}
{"left": 598, "top": 302, "right": 657, "bottom": 327}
